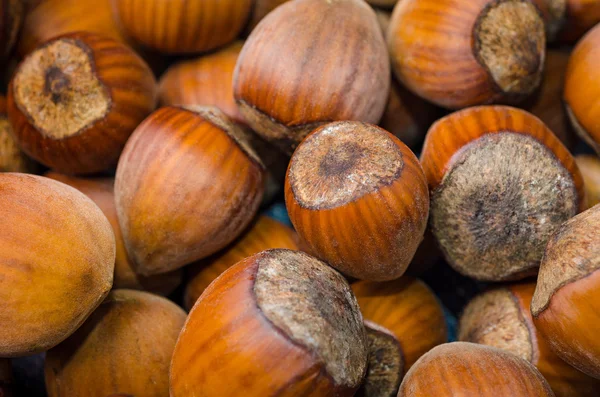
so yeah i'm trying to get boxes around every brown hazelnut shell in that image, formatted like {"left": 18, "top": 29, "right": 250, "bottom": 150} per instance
{"left": 171, "top": 249, "right": 368, "bottom": 397}
{"left": 234, "top": 0, "right": 390, "bottom": 153}
{"left": 575, "top": 154, "right": 600, "bottom": 208}
{"left": 115, "top": 106, "right": 265, "bottom": 276}
{"left": 285, "top": 121, "right": 429, "bottom": 281}
{"left": 421, "top": 105, "right": 584, "bottom": 281}
{"left": 398, "top": 342, "right": 554, "bottom": 396}
{"left": 45, "top": 172, "right": 182, "bottom": 296}
{"left": 558, "top": 0, "right": 600, "bottom": 42}
{"left": 8, "top": 32, "right": 157, "bottom": 175}
{"left": 184, "top": 215, "right": 299, "bottom": 310}
{"left": 532, "top": 204, "right": 600, "bottom": 379}
{"left": 0, "top": 173, "right": 115, "bottom": 357}
{"left": 45, "top": 289, "right": 186, "bottom": 397}
{"left": 0, "top": 94, "right": 37, "bottom": 173}
{"left": 388, "top": 0, "right": 546, "bottom": 109}
{"left": 459, "top": 282, "right": 600, "bottom": 396}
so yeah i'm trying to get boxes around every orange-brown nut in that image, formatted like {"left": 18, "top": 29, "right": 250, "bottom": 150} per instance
{"left": 558, "top": 0, "right": 600, "bottom": 42}
{"left": 8, "top": 32, "right": 157, "bottom": 175}
{"left": 184, "top": 215, "right": 299, "bottom": 310}
{"left": 531, "top": 0, "right": 567, "bottom": 40}
{"left": 247, "top": 0, "right": 291, "bottom": 32}
{"left": 0, "top": 173, "right": 115, "bottom": 357}
{"left": 45, "top": 289, "right": 186, "bottom": 397}
{"left": 421, "top": 106, "right": 584, "bottom": 281}
{"left": 0, "top": 94, "right": 36, "bottom": 173}
{"left": 17, "top": 0, "right": 128, "bottom": 57}
{"left": 575, "top": 155, "right": 600, "bottom": 208}
{"left": 532, "top": 204, "right": 600, "bottom": 379}
{"left": 398, "top": 342, "right": 554, "bottom": 396}
{"left": 0, "top": 358, "right": 13, "bottom": 397}
{"left": 564, "top": 24, "right": 600, "bottom": 154}
{"left": 459, "top": 282, "right": 600, "bottom": 396}
{"left": 234, "top": 0, "right": 390, "bottom": 153}
{"left": 112, "top": 0, "right": 252, "bottom": 54}
{"left": 352, "top": 277, "right": 447, "bottom": 371}
{"left": 0, "top": 0, "right": 23, "bottom": 57}
{"left": 388, "top": 0, "right": 546, "bottom": 109}
{"left": 171, "top": 249, "right": 368, "bottom": 397}
{"left": 285, "top": 121, "right": 429, "bottom": 281}
{"left": 115, "top": 106, "right": 265, "bottom": 276}
{"left": 45, "top": 172, "right": 182, "bottom": 296}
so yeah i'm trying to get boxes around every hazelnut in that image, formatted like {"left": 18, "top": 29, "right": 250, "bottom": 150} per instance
{"left": 388, "top": 0, "right": 545, "bottom": 109}
{"left": 460, "top": 282, "right": 600, "bottom": 396}
{"left": 531, "top": 0, "right": 567, "bottom": 41}
{"left": 352, "top": 277, "right": 447, "bottom": 370}
{"left": 184, "top": 215, "right": 299, "bottom": 310}
{"left": 421, "top": 106, "right": 584, "bottom": 281}
{"left": 0, "top": 0, "right": 23, "bottom": 58}
{"left": 532, "top": 204, "right": 600, "bottom": 379}
{"left": 0, "top": 173, "right": 115, "bottom": 357}
{"left": 45, "top": 172, "right": 182, "bottom": 296}
{"left": 45, "top": 289, "right": 186, "bottom": 397}
{"left": 115, "top": 106, "right": 265, "bottom": 276}
{"left": 171, "top": 249, "right": 368, "bottom": 396}
{"left": 285, "top": 121, "right": 429, "bottom": 281}
{"left": 234, "top": 0, "right": 390, "bottom": 153}
{"left": 112, "top": 0, "right": 252, "bottom": 54}
{"left": 575, "top": 155, "right": 600, "bottom": 208}
{"left": 0, "top": 95, "right": 37, "bottom": 173}
{"left": 398, "top": 342, "right": 554, "bottom": 396}
{"left": 564, "top": 24, "right": 600, "bottom": 154}
{"left": 558, "top": 0, "right": 600, "bottom": 42}
{"left": 8, "top": 32, "right": 157, "bottom": 175}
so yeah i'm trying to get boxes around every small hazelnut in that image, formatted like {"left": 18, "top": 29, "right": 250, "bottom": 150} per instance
{"left": 388, "top": 0, "right": 546, "bottom": 109}
{"left": 532, "top": 204, "right": 600, "bottom": 379}
{"left": 45, "top": 289, "right": 186, "bottom": 397}
{"left": 171, "top": 249, "right": 368, "bottom": 396}
{"left": 285, "top": 121, "right": 429, "bottom": 281}
{"left": 575, "top": 154, "right": 600, "bottom": 208}
{"left": 398, "top": 342, "right": 554, "bottom": 396}
{"left": 421, "top": 106, "right": 584, "bottom": 281}
{"left": 115, "top": 106, "right": 265, "bottom": 276}
{"left": 0, "top": 173, "right": 115, "bottom": 357}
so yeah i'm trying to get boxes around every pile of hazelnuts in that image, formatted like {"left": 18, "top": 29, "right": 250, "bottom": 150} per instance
{"left": 1, "top": 0, "right": 600, "bottom": 396}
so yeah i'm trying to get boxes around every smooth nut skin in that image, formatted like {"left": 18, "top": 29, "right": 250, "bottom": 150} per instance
{"left": 46, "top": 173, "right": 182, "bottom": 296}
{"left": 17, "top": 0, "right": 128, "bottom": 57}
{"left": 352, "top": 278, "right": 447, "bottom": 370}
{"left": 398, "top": 342, "right": 555, "bottom": 396}
{"left": 112, "top": 0, "right": 251, "bottom": 54}
{"left": 184, "top": 216, "right": 299, "bottom": 310}
{"left": 234, "top": 0, "right": 390, "bottom": 153}
{"left": 0, "top": 173, "right": 115, "bottom": 357}
{"left": 115, "top": 106, "right": 265, "bottom": 276}
{"left": 558, "top": 0, "right": 600, "bottom": 42}
{"left": 8, "top": 32, "right": 157, "bottom": 175}
{"left": 576, "top": 155, "right": 600, "bottom": 208}
{"left": 564, "top": 24, "right": 600, "bottom": 154}
{"left": 532, "top": 205, "right": 600, "bottom": 379}
{"left": 45, "top": 289, "right": 186, "bottom": 397}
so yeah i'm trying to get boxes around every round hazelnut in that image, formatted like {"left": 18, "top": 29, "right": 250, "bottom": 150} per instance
{"left": 45, "top": 289, "right": 186, "bottom": 397}
{"left": 421, "top": 105, "right": 584, "bottom": 281}
{"left": 234, "top": 0, "right": 390, "bottom": 153}
{"left": 398, "top": 342, "right": 554, "bottom": 396}
{"left": 564, "top": 24, "right": 600, "bottom": 154}
{"left": 460, "top": 282, "right": 600, "bottom": 396}
{"left": 8, "top": 32, "right": 157, "bottom": 175}
{"left": 285, "top": 121, "right": 429, "bottom": 281}
{"left": 115, "top": 106, "right": 265, "bottom": 276}
{"left": 0, "top": 173, "right": 115, "bottom": 357}
{"left": 558, "top": 0, "right": 600, "bottom": 42}
{"left": 575, "top": 154, "right": 600, "bottom": 208}
{"left": 170, "top": 249, "right": 368, "bottom": 396}
{"left": 184, "top": 215, "right": 299, "bottom": 310}
{"left": 112, "top": 0, "right": 252, "bottom": 54}
{"left": 45, "top": 172, "right": 182, "bottom": 296}
{"left": 388, "top": 0, "right": 546, "bottom": 109}
{"left": 0, "top": 95, "right": 37, "bottom": 173}
{"left": 532, "top": 204, "right": 600, "bottom": 379}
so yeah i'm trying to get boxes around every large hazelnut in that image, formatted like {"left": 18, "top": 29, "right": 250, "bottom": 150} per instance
{"left": 388, "top": 0, "right": 545, "bottom": 109}
{"left": 234, "top": 0, "right": 389, "bottom": 153}
{"left": 45, "top": 289, "right": 186, "bottom": 397}
{"left": 421, "top": 106, "right": 584, "bottom": 281}
{"left": 8, "top": 32, "right": 157, "bottom": 174}
{"left": 115, "top": 106, "right": 265, "bottom": 276}
{"left": 171, "top": 249, "right": 368, "bottom": 396}
{"left": 532, "top": 204, "right": 600, "bottom": 379}
{"left": 285, "top": 121, "right": 429, "bottom": 281}
{"left": 0, "top": 173, "right": 115, "bottom": 357}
